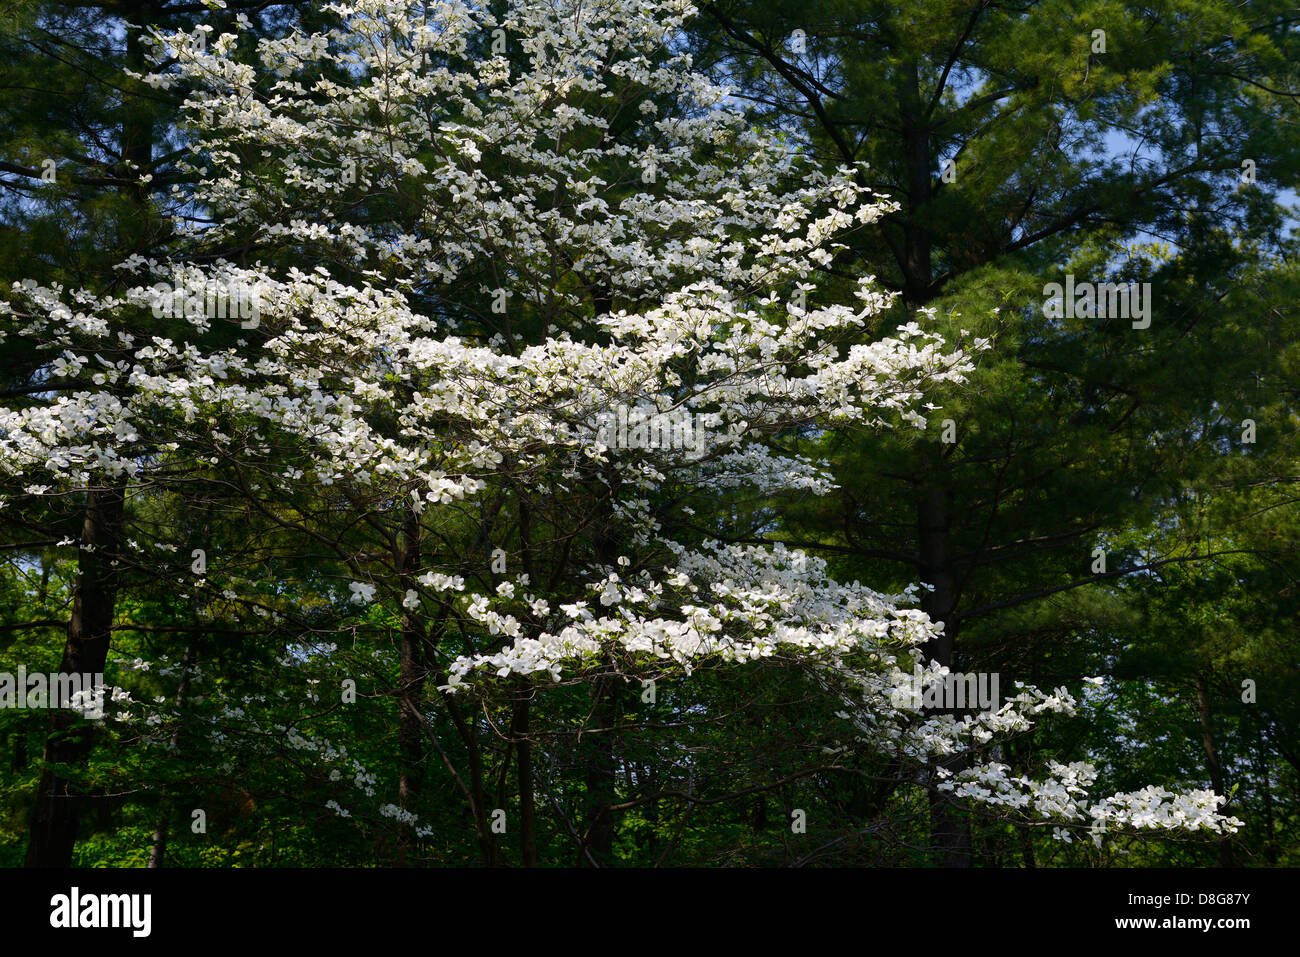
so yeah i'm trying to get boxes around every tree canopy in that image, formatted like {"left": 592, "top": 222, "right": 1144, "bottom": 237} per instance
{"left": 0, "top": 0, "right": 1294, "bottom": 868}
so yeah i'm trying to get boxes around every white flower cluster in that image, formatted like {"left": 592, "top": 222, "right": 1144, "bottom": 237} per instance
{"left": 379, "top": 803, "right": 434, "bottom": 838}
{"left": 443, "top": 541, "right": 944, "bottom": 687}
{"left": 823, "top": 662, "right": 1240, "bottom": 842}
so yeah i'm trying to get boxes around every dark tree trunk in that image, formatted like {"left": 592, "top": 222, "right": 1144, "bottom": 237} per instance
{"left": 395, "top": 506, "right": 427, "bottom": 865}
{"left": 581, "top": 675, "right": 618, "bottom": 867}
{"left": 1195, "top": 675, "right": 1236, "bottom": 867}
{"left": 919, "top": 484, "right": 971, "bottom": 866}
{"left": 443, "top": 696, "right": 501, "bottom": 867}
{"left": 148, "top": 644, "right": 195, "bottom": 868}
{"left": 27, "top": 482, "right": 124, "bottom": 867}
{"left": 919, "top": 486, "right": 957, "bottom": 668}
{"left": 895, "top": 61, "right": 970, "bottom": 867}
{"left": 900, "top": 59, "right": 934, "bottom": 308}
{"left": 1253, "top": 718, "right": 1277, "bottom": 866}
{"left": 397, "top": 507, "right": 426, "bottom": 805}
{"left": 512, "top": 690, "right": 538, "bottom": 867}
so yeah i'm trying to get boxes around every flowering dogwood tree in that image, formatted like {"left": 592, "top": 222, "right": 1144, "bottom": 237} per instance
{"left": 0, "top": 0, "right": 1238, "bottom": 864}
